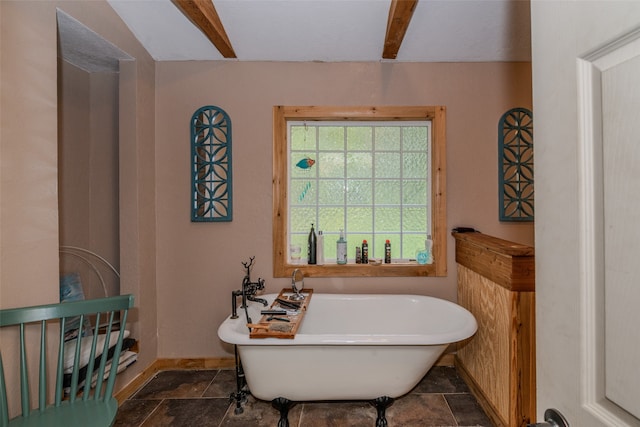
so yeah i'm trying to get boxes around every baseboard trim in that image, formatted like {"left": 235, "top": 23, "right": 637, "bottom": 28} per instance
{"left": 115, "top": 357, "right": 235, "bottom": 403}
{"left": 436, "top": 352, "right": 454, "bottom": 366}
{"left": 455, "top": 356, "right": 505, "bottom": 427}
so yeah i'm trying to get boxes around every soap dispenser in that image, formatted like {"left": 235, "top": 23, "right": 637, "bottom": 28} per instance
{"left": 336, "top": 229, "right": 347, "bottom": 264}
{"left": 417, "top": 235, "right": 433, "bottom": 265}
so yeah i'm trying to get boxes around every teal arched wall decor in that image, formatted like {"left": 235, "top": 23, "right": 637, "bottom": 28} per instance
{"left": 498, "top": 107, "right": 533, "bottom": 222}
{"left": 191, "top": 105, "right": 233, "bottom": 222}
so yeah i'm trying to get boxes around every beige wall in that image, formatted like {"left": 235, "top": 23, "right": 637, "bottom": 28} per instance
{"left": 0, "top": 0, "right": 157, "bottom": 408}
{"left": 1, "top": 2, "right": 60, "bottom": 309}
{"left": 155, "top": 61, "right": 534, "bottom": 358}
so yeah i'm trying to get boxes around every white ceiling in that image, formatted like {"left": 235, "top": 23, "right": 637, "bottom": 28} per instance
{"left": 107, "top": 0, "right": 532, "bottom": 62}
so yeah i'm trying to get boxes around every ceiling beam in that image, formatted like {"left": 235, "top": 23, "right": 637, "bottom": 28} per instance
{"left": 172, "top": 0, "right": 236, "bottom": 58}
{"left": 382, "top": 0, "right": 418, "bottom": 60}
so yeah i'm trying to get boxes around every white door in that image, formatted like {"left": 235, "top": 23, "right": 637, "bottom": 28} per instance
{"left": 532, "top": 1, "right": 640, "bottom": 426}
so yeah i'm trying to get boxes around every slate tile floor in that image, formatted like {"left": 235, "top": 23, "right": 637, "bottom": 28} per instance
{"left": 114, "top": 366, "right": 493, "bottom": 426}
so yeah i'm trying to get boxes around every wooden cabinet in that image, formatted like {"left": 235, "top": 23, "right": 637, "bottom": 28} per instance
{"left": 453, "top": 232, "right": 535, "bottom": 427}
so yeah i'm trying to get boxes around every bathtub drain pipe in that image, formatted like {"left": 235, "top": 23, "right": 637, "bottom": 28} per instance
{"left": 230, "top": 345, "right": 248, "bottom": 414}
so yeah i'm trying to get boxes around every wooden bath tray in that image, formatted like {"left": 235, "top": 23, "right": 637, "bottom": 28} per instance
{"left": 249, "top": 288, "right": 313, "bottom": 339}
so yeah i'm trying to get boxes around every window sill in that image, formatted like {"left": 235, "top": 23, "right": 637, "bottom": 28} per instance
{"left": 275, "top": 263, "right": 443, "bottom": 278}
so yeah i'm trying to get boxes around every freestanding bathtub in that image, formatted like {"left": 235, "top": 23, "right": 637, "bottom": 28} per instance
{"left": 218, "top": 293, "right": 477, "bottom": 425}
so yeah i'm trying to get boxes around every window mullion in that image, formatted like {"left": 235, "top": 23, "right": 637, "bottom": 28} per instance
{"left": 370, "top": 125, "right": 376, "bottom": 255}
{"left": 342, "top": 125, "right": 348, "bottom": 244}
{"left": 314, "top": 124, "right": 320, "bottom": 229}
{"left": 399, "top": 126, "right": 405, "bottom": 259}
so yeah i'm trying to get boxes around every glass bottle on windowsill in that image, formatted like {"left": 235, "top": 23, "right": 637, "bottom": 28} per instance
{"left": 308, "top": 223, "right": 317, "bottom": 265}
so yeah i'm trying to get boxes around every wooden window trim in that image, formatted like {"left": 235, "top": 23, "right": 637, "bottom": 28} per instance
{"left": 273, "top": 106, "right": 447, "bottom": 278}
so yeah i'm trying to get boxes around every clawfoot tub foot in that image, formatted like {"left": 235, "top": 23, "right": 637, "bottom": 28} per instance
{"left": 371, "top": 396, "right": 394, "bottom": 427}
{"left": 272, "top": 397, "right": 294, "bottom": 427}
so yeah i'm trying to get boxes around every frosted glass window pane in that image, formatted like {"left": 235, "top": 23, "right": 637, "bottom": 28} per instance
{"left": 318, "top": 180, "right": 345, "bottom": 204}
{"left": 347, "top": 207, "right": 372, "bottom": 231}
{"left": 403, "top": 180, "right": 427, "bottom": 204}
{"left": 318, "top": 207, "right": 345, "bottom": 232}
{"left": 372, "top": 236, "right": 385, "bottom": 259}
{"left": 290, "top": 206, "right": 315, "bottom": 232}
{"left": 319, "top": 127, "right": 344, "bottom": 150}
{"left": 347, "top": 127, "right": 372, "bottom": 150}
{"left": 402, "top": 126, "right": 428, "bottom": 151}
{"left": 375, "top": 152, "right": 401, "bottom": 178}
{"left": 346, "top": 152, "right": 372, "bottom": 178}
{"left": 403, "top": 208, "right": 427, "bottom": 232}
{"left": 375, "top": 127, "right": 400, "bottom": 150}
{"left": 347, "top": 179, "right": 372, "bottom": 204}
{"left": 375, "top": 207, "right": 401, "bottom": 231}
{"left": 291, "top": 179, "right": 316, "bottom": 205}
{"left": 403, "top": 235, "right": 427, "bottom": 259}
{"left": 291, "top": 125, "right": 317, "bottom": 150}
{"left": 290, "top": 234, "right": 307, "bottom": 252}
{"left": 323, "top": 234, "right": 337, "bottom": 261}
{"left": 375, "top": 180, "right": 401, "bottom": 204}
{"left": 287, "top": 120, "right": 432, "bottom": 260}
{"left": 403, "top": 152, "right": 427, "bottom": 178}
{"left": 318, "top": 152, "right": 345, "bottom": 178}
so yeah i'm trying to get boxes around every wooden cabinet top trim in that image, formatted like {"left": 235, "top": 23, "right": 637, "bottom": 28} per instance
{"left": 452, "top": 232, "right": 534, "bottom": 257}
{"left": 453, "top": 232, "right": 535, "bottom": 292}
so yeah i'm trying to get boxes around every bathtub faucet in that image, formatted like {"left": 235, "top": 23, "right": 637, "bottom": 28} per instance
{"left": 230, "top": 256, "right": 267, "bottom": 320}
{"left": 242, "top": 275, "right": 267, "bottom": 306}
{"left": 241, "top": 256, "right": 267, "bottom": 306}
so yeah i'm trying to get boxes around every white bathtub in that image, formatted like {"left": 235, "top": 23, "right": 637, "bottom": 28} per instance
{"left": 218, "top": 293, "right": 477, "bottom": 402}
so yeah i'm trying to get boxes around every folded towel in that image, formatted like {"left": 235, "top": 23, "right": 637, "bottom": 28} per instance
{"left": 63, "top": 338, "right": 136, "bottom": 388}
{"left": 64, "top": 350, "right": 138, "bottom": 394}
{"left": 63, "top": 330, "right": 130, "bottom": 373}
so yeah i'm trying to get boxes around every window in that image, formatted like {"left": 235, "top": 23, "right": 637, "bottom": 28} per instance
{"left": 273, "top": 106, "right": 446, "bottom": 278}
